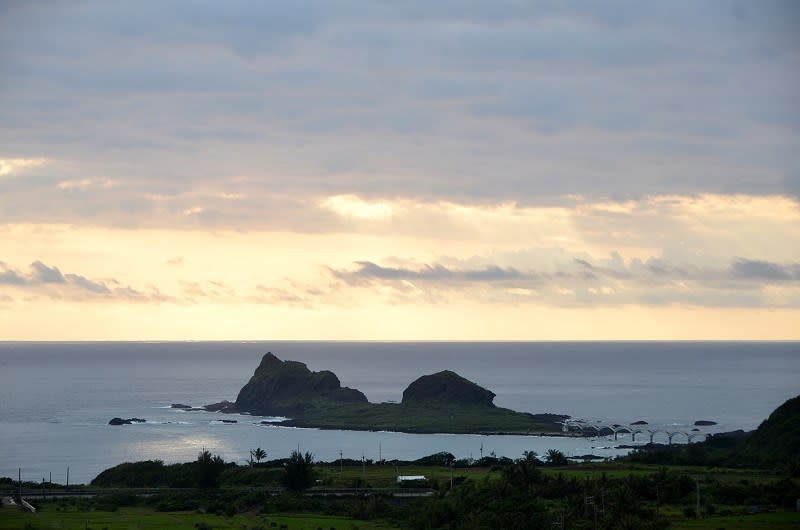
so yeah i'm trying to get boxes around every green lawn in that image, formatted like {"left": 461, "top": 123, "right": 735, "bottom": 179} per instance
{"left": 669, "top": 512, "right": 800, "bottom": 529}
{"left": 0, "top": 506, "right": 397, "bottom": 530}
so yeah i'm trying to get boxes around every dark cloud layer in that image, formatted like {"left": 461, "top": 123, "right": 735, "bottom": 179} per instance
{"left": 1, "top": 1, "right": 799, "bottom": 228}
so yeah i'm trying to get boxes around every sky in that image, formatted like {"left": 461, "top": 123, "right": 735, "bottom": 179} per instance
{"left": 1, "top": 1, "right": 799, "bottom": 340}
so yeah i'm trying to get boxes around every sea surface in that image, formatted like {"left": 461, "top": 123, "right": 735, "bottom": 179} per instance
{"left": 0, "top": 341, "right": 798, "bottom": 484}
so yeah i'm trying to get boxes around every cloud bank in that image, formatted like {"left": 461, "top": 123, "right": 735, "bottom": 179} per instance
{"left": 1, "top": 1, "right": 798, "bottom": 229}
{"left": 1, "top": 2, "right": 798, "bottom": 337}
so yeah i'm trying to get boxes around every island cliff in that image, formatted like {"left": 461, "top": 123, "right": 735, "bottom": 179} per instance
{"left": 233, "top": 352, "right": 367, "bottom": 416}
{"left": 220, "top": 353, "right": 567, "bottom": 435}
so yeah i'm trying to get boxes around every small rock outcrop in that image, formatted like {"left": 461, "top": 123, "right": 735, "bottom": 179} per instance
{"left": 204, "top": 400, "right": 234, "bottom": 412}
{"left": 402, "top": 370, "right": 495, "bottom": 407}
{"left": 233, "top": 352, "right": 367, "bottom": 416}
{"left": 694, "top": 420, "right": 717, "bottom": 426}
{"left": 108, "top": 417, "right": 146, "bottom": 426}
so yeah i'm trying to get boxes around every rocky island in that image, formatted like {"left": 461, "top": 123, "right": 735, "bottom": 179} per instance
{"left": 219, "top": 352, "right": 567, "bottom": 435}
{"left": 232, "top": 352, "right": 367, "bottom": 416}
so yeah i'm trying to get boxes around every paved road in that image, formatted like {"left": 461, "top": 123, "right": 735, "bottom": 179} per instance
{"left": 1, "top": 487, "right": 435, "bottom": 499}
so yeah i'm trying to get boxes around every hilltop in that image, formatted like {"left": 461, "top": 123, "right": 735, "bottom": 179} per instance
{"left": 402, "top": 370, "right": 496, "bottom": 406}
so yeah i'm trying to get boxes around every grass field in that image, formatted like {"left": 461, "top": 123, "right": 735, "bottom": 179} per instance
{"left": 538, "top": 462, "right": 783, "bottom": 482}
{"left": 0, "top": 506, "right": 398, "bottom": 530}
{"left": 317, "top": 461, "right": 780, "bottom": 488}
{"left": 316, "top": 464, "right": 491, "bottom": 488}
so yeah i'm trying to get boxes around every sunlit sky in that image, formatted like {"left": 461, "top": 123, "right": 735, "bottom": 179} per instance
{"left": 1, "top": 1, "right": 799, "bottom": 340}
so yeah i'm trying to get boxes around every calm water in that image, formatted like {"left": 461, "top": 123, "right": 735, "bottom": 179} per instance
{"left": 0, "top": 341, "right": 798, "bottom": 484}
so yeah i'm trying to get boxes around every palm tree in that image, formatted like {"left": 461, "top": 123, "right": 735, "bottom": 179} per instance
{"left": 196, "top": 449, "right": 224, "bottom": 488}
{"left": 522, "top": 450, "right": 538, "bottom": 464}
{"left": 251, "top": 447, "right": 267, "bottom": 465}
{"left": 545, "top": 449, "right": 568, "bottom": 466}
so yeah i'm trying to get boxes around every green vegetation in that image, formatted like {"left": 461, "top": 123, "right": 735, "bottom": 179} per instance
{"left": 5, "top": 459, "right": 799, "bottom": 529}
{"left": 0, "top": 505, "right": 396, "bottom": 530}
{"left": 736, "top": 394, "right": 800, "bottom": 468}
{"left": 284, "top": 451, "right": 315, "bottom": 492}
{"left": 280, "top": 401, "right": 562, "bottom": 434}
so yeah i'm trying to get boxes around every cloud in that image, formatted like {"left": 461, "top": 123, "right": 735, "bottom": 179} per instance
{"left": 56, "top": 177, "right": 115, "bottom": 190}
{"left": 0, "top": 260, "right": 165, "bottom": 302}
{"left": 332, "top": 261, "right": 527, "bottom": 284}
{"left": 0, "top": 2, "right": 797, "bottom": 219}
{"left": 320, "top": 195, "right": 394, "bottom": 221}
{"left": 730, "top": 259, "right": 800, "bottom": 281}
{"left": 64, "top": 273, "right": 111, "bottom": 294}
{"left": 248, "top": 285, "right": 312, "bottom": 307}
{"left": 0, "top": 158, "right": 47, "bottom": 177}
{"left": 30, "top": 260, "right": 65, "bottom": 283}
{"left": 328, "top": 254, "right": 800, "bottom": 308}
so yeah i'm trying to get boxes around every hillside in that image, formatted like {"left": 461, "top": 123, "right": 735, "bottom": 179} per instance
{"left": 736, "top": 394, "right": 800, "bottom": 466}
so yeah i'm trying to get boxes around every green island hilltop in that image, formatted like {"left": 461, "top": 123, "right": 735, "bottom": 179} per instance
{"left": 216, "top": 352, "right": 567, "bottom": 434}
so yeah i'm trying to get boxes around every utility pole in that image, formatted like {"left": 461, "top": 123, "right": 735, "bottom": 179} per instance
{"left": 66, "top": 467, "right": 69, "bottom": 489}
{"left": 601, "top": 487, "right": 605, "bottom": 515}
{"left": 585, "top": 494, "right": 596, "bottom": 530}
{"left": 339, "top": 450, "right": 343, "bottom": 473}
{"left": 361, "top": 453, "right": 366, "bottom": 477}
{"left": 378, "top": 441, "right": 382, "bottom": 463}
{"left": 655, "top": 483, "right": 660, "bottom": 517}
{"left": 449, "top": 459, "right": 454, "bottom": 490}
{"left": 551, "top": 510, "right": 564, "bottom": 529}
{"left": 696, "top": 478, "right": 701, "bottom": 518}
{"left": 18, "top": 468, "right": 21, "bottom": 499}
{"left": 691, "top": 475, "right": 702, "bottom": 518}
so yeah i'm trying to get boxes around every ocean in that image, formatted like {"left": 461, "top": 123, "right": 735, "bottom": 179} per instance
{"left": 0, "top": 341, "right": 798, "bottom": 484}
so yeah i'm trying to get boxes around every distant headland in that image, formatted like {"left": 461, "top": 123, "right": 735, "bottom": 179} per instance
{"left": 205, "top": 352, "right": 569, "bottom": 435}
